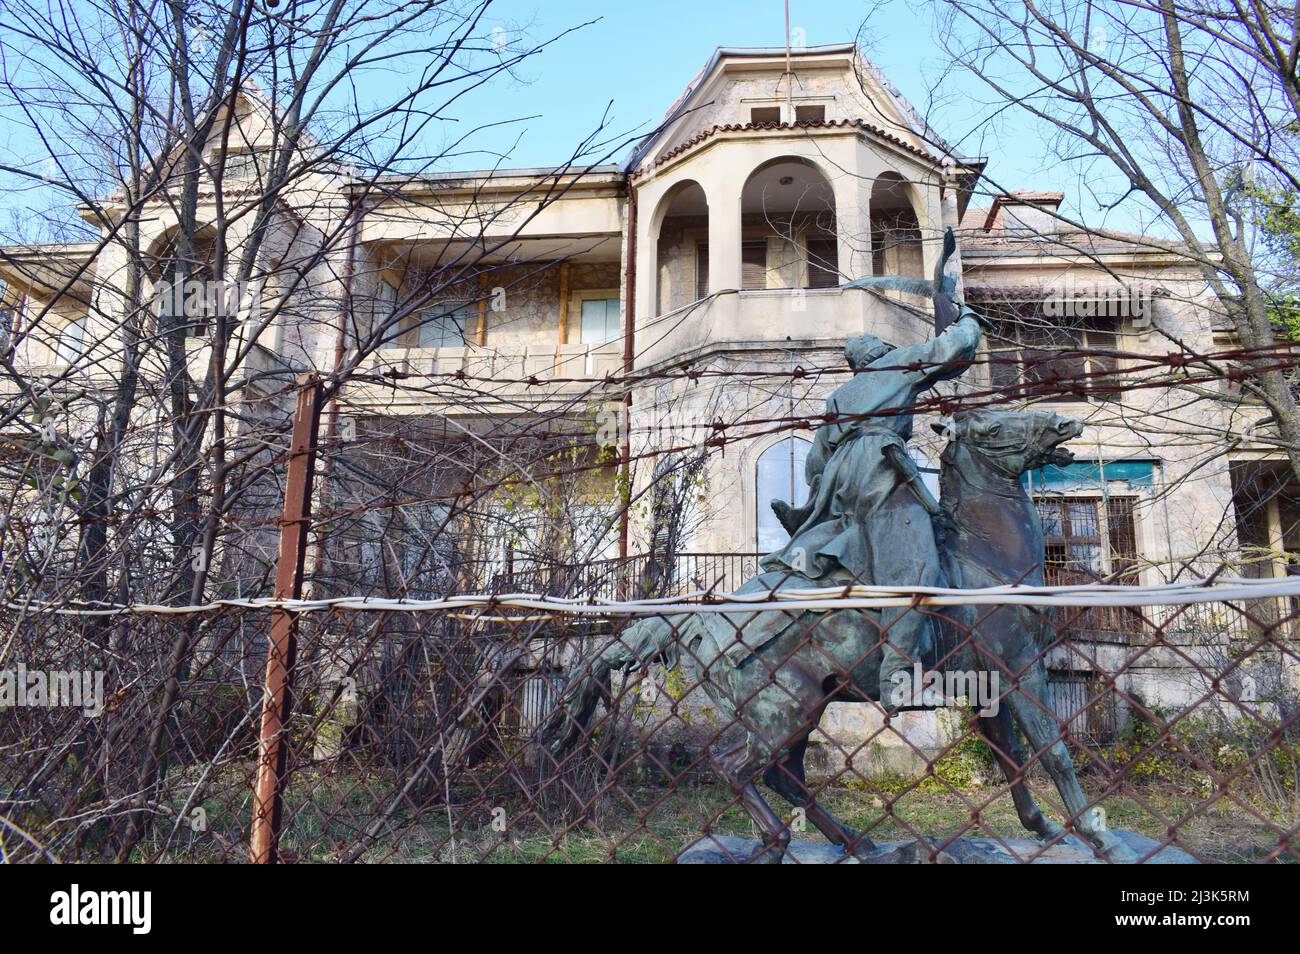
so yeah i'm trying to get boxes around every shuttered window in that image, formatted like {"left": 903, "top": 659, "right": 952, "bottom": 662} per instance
{"left": 741, "top": 240, "right": 767, "bottom": 290}
{"left": 806, "top": 238, "right": 839, "bottom": 289}
{"left": 695, "top": 242, "right": 709, "bottom": 300}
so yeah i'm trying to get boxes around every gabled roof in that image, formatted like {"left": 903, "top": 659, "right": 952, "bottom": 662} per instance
{"left": 622, "top": 43, "right": 975, "bottom": 173}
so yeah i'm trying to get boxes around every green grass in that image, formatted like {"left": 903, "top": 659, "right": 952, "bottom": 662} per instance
{"left": 104, "top": 759, "right": 1296, "bottom": 863}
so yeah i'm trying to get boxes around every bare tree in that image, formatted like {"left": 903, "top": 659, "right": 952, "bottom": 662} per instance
{"left": 0, "top": 0, "right": 622, "bottom": 858}
{"left": 931, "top": 0, "right": 1300, "bottom": 484}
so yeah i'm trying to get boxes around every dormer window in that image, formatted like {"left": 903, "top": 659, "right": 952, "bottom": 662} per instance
{"left": 794, "top": 104, "right": 825, "bottom": 124}
{"left": 750, "top": 106, "right": 781, "bottom": 126}
{"left": 221, "top": 150, "right": 264, "bottom": 183}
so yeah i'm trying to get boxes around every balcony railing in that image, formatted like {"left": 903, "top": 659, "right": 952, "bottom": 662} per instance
{"left": 357, "top": 341, "right": 621, "bottom": 381}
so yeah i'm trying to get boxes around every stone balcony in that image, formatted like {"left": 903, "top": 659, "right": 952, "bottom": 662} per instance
{"left": 636, "top": 285, "right": 933, "bottom": 370}
{"left": 346, "top": 340, "right": 624, "bottom": 415}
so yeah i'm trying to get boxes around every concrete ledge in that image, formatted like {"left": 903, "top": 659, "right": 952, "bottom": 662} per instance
{"left": 677, "top": 830, "right": 1198, "bottom": 864}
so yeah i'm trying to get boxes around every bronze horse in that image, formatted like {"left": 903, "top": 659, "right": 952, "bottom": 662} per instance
{"left": 542, "top": 409, "right": 1136, "bottom": 864}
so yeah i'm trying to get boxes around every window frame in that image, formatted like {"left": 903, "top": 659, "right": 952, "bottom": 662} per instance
{"left": 571, "top": 289, "right": 622, "bottom": 346}
{"left": 54, "top": 314, "right": 87, "bottom": 366}
{"left": 1035, "top": 492, "right": 1141, "bottom": 635}
{"left": 755, "top": 436, "right": 813, "bottom": 553}
{"left": 989, "top": 304, "right": 1121, "bottom": 403}
{"left": 805, "top": 236, "right": 840, "bottom": 289}
{"left": 413, "top": 302, "right": 473, "bottom": 349}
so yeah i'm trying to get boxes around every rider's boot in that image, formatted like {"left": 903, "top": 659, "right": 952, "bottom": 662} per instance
{"left": 878, "top": 622, "right": 943, "bottom": 709}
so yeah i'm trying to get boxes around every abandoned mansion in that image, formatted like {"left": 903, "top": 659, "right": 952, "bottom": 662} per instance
{"left": 1, "top": 42, "right": 1293, "bottom": 752}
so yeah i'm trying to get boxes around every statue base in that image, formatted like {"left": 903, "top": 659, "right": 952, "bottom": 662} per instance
{"left": 676, "top": 830, "right": 1197, "bottom": 864}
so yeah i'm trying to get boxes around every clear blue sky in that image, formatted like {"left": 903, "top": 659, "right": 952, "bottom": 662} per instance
{"left": 437, "top": 0, "right": 1141, "bottom": 231}
{"left": 0, "top": 0, "right": 1147, "bottom": 236}
{"left": 466, "top": 1, "right": 965, "bottom": 168}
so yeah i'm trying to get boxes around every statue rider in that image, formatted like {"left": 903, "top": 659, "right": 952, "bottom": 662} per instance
{"left": 763, "top": 229, "right": 993, "bottom": 704}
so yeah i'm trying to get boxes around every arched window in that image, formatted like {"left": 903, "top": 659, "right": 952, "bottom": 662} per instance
{"left": 756, "top": 437, "right": 812, "bottom": 552}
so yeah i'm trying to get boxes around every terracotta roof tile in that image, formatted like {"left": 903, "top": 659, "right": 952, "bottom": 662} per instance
{"left": 630, "top": 118, "right": 944, "bottom": 178}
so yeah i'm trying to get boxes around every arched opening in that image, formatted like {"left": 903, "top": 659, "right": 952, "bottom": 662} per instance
{"left": 870, "top": 173, "right": 924, "bottom": 278}
{"left": 652, "top": 180, "right": 709, "bottom": 315}
{"left": 740, "top": 158, "right": 838, "bottom": 290}
{"left": 146, "top": 226, "right": 220, "bottom": 337}
{"left": 755, "top": 436, "right": 812, "bottom": 552}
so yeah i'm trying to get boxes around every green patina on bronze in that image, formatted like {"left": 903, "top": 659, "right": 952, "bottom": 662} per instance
{"left": 543, "top": 230, "right": 1136, "bottom": 864}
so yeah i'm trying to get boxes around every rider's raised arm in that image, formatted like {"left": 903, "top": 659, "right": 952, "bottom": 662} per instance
{"left": 894, "top": 312, "right": 982, "bottom": 388}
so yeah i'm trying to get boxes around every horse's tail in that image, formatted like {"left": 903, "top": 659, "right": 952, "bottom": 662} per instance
{"left": 540, "top": 615, "right": 682, "bottom": 756}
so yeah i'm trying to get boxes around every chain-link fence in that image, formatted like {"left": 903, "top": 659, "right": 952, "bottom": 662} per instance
{"left": 3, "top": 581, "right": 1298, "bottom": 864}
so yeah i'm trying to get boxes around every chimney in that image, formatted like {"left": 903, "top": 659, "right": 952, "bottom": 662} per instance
{"left": 984, "top": 191, "right": 1065, "bottom": 235}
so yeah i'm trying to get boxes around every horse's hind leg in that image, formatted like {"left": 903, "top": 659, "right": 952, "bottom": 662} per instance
{"left": 975, "top": 704, "right": 1063, "bottom": 841}
{"left": 711, "top": 731, "right": 790, "bottom": 864}
{"left": 763, "top": 734, "right": 878, "bottom": 859}
{"left": 1005, "top": 668, "right": 1137, "bottom": 863}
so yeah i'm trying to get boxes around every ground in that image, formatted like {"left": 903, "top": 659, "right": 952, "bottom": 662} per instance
{"left": 135, "top": 763, "right": 1296, "bottom": 863}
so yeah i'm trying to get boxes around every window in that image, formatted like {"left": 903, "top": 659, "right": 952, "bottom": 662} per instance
{"left": 1037, "top": 497, "right": 1105, "bottom": 584}
{"left": 222, "top": 150, "right": 263, "bottom": 182}
{"left": 806, "top": 238, "right": 839, "bottom": 289}
{"left": 0, "top": 299, "right": 19, "bottom": 348}
{"left": 415, "top": 304, "right": 471, "bottom": 348}
{"left": 794, "top": 104, "right": 825, "bottom": 124}
{"left": 378, "top": 280, "right": 397, "bottom": 319}
{"left": 55, "top": 315, "right": 86, "bottom": 365}
{"left": 695, "top": 242, "right": 709, "bottom": 301}
{"left": 373, "top": 280, "right": 400, "bottom": 346}
{"left": 911, "top": 446, "right": 940, "bottom": 501}
{"left": 1035, "top": 494, "right": 1139, "bottom": 633}
{"left": 990, "top": 307, "right": 1118, "bottom": 401}
{"left": 579, "top": 297, "right": 620, "bottom": 345}
{"left": 756, "top": 437, "right": 811, "bottom": 552}
{"left": 1046, "top": 670, "right": 1118, "bottom": 742}
{"left": 741, "top": 240, "right": 768, "bottom": 290}
{"left": 750, "top": 106, "right": 781, "bottom": 125}
{"left": 154, "top": 253, "right": 216, "bottom": 338}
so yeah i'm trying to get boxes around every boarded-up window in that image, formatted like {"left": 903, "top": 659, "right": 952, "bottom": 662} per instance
{"left": 695, "top": 242, "right": 709, "bottom": 300}
{"left": 750, "top": 106, "right": 781, "bottom": 125}
{"left": 794, "top": 104, "right": 826, "bottom": 124}
{"left": 806, "top": 238, "right": 839, "bottom": 289}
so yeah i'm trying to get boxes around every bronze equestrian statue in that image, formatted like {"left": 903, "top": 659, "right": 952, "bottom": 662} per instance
{"left": 542, "top": 231, "right": 1135, "bottom": 864}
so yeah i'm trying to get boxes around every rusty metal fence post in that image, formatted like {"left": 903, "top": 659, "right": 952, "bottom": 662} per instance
{"left": 249, "top": 375, "right": 323, "bottom": 864}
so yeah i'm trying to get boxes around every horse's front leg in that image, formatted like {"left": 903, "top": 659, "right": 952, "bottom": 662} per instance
{"left": 763, "top": 734, "right": 878, "bottom": 860}
{"left": 975, "top": 702, "right": 1063, "bottom": 842}
{"left": 1004, "top": 666, "right": 1137, "bottom": 864}
{"left": 710, "top": 732, "right": 790, "bottom": 864}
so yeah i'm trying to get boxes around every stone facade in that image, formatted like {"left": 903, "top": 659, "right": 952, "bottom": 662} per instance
{"left": 1, "top": 43, "right": 1290, "bottom": 772}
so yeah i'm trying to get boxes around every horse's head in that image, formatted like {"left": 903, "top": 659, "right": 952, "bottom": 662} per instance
{"left": 936, "top": 409, "right": 1083, "bottom": 479}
